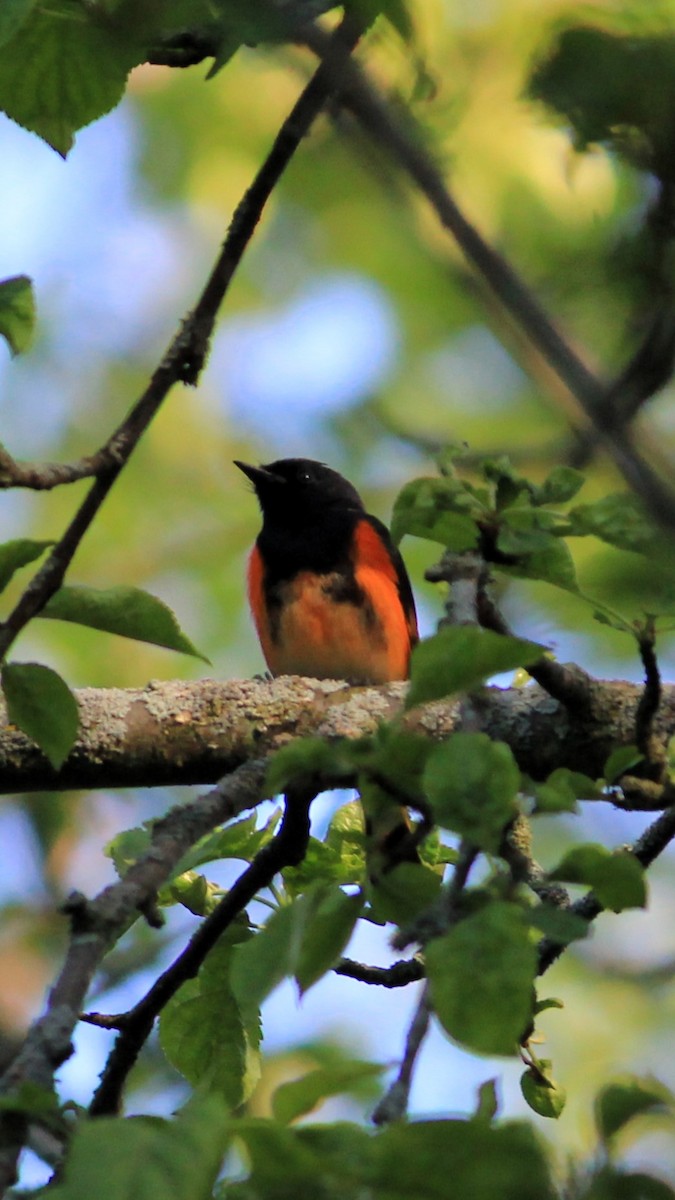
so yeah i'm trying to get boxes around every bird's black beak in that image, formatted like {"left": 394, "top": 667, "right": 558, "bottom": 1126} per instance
{"left": 234, "top": 461, "right": 284, "bottom": 491}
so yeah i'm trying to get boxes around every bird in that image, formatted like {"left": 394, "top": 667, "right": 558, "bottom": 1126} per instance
{"left": 235, "top": 457, "right": 421, "bottom": 876}
{"left": 234, "top": 457, "right": 418, "bottom": 685}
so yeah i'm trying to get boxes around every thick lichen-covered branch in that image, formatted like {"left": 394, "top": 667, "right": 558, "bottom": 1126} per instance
{"left": 1, "top": 674, "right": 674, "bottom": 797}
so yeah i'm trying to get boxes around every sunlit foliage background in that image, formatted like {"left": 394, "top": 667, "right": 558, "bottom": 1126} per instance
{"left": 3, "top": 0, "right": 675, "bottom": 1185}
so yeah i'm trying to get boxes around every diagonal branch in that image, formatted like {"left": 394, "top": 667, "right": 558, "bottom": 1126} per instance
{"left": 301, "top": 28, "right": 675, "bottom": 531}
{"left": 0, "top": 13, "right": 364, "bottom": 663}
{"left": 0, "top": 757, "right": 268, "bottom": 1193}
{"left": 88, "top": 784, "right": 315, "bottom": 1117}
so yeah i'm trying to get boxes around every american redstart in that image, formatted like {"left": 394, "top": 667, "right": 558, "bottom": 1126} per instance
{"left": 234, "top": 457, "right": 418, "bottom": 684}
{"left": 235, "top": 457, "right": 420, "bottom": 871}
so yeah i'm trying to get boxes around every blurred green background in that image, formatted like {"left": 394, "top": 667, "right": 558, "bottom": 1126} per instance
{"left": 3, "top": 0, "right": 675, "bottom": 1186}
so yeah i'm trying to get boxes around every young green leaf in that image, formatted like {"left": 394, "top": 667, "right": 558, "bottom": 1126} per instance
{"left": 40, "top": 584, "right": 208, "bottom": 661}
{"left": 0, "top": 0, "right": 36, "bottom": 49}
{"left": 426, "top": 901, "right": 537, "bottom": 1056}
{"left": 2, "top": 661, "right": 79, "bottom": 769}
{"left": 423, "top": 733, "right": 520, "bottom": 852}
{"left": 604, "top": 745, "right": 643, "bottom": 784}
{"left": 373, "top": 1117, "right": 557, "bottom": 1200}
{"left": 595, "top": 1075, "right": 675, "bottom": 1146}
{"left": 0, "top": 275, "right": 35, "bottom": 354}
{"left": 105, "top": 825, "right": 151, "bottom": 877}
{"left": 533, "top": 767, "right": 601, "bottom": 813}
{"left": 266, "top": 736, "right": 354, "bottom": 796}
{"left": 527, "top": 905, "right": 589, "bottom": 944}
{"left": 294, "top": 884, "right": 364, "bottom": 994}
{"left": 160, "top": 938, "right": 260, "bottom": 1108}
{"left": 0, "top": 538, "right": 53, "bottom": 593}
{"left": 473, "top": 1078, "right": 500, "bottom": 1124}
{"left": 47, "top": 1093, "right": 231, "bottom": 1200}
{"left": 499, "top": 535, "right": 579, "bottom": 592}
{"left": 229, "top": 902, "right": 299, "bottom": 1014}
{"left": 0, "top": 4, "right": 142, "bottom": 155}
{"left": 549, "top": 844, "right": 646, "bottom": 912}
{"left": 567, "top": 492, "right": 657, "bottom": 555}
{"left": 390, "top": 476, "right": 480, "bottom": 549}
{"left": 532, "top": 465, "right": 585, "bottom": 506}
{"left": 272, "top": 1061, "right": 385, "bottom": 1125}
{"left": 406, "top": 626, "right": 544, "bottom": 708}
{"left": 521, "top": 1062, "right": 566, "bottom": 1119}
{"left": 367, "top": 860, "right": 442, "bottom": 926}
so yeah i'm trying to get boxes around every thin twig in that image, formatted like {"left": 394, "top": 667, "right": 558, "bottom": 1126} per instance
{"left": 302, "top": 28, "right": 675, "bottom": 532}
{"left": 334, "top": 956, "right": 424, "bottom": 987}
{"left": 538, "top": 793, "right": 675, "bottom": 974}
{"left": 371, "top": 983, "right": 431, "bottom": 1125}
{"left": 635, "top": 618, "right": 663, "bottom": 776}
{"left": 0, "top": 758, "right": 267, "bottom": 1192}
{"left": 88, "top": 785, "right": 315, "bottom": 1117}
{"left": 0, "top": 13, "right": 363, "bottom": 662}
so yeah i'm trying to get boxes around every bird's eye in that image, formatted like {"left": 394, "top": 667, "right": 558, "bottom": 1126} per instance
{"left": 299, "top": 471, "right": 311, "bottom": 483}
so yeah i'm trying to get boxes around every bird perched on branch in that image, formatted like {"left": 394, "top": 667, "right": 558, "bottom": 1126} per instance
{"left": 235, "top": 456, "right": 421, "bottom": 875}
{"left": 234, "top": 457, "right": 418, "bottom": 685}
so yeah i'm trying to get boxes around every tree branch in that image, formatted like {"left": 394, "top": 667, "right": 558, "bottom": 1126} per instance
{"left": 88, "top": 785, "right": 314, "bottom": 1117}
{"left": 302, "top": 28, "right": 675, "bottom": 532}
{"left": 0, "top": 675, "right": 671, "bottom": 798}
{"left": 0, "top": 757, "right": 268, "bottom": 1192}
{"left": 0, "top": 13, "right": 363, "bottom": 668}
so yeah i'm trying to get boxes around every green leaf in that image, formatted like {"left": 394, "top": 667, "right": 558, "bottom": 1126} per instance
{"left": 527, "top": 905, "right": 589, "bottom": 944}
{"left": 532, "top": 465, "right": 585, "bottom": 506}
{"left": 272, "top": 1061, "right": 384, "bottom": 1125}
{"left": 294, "top": 884, "right": 364, "bottom": 994}
{"left": 0, "top": 0, "right": 36, "bottom": 48}
{"left": 266, "top": 736, "right": 353, "bottom": 796}
{"left": 406, "top": 626, "right": 544, "bottom": 708}
{"left": 595, "top": 1075, "right": 675, "bottom": 1145}
{"left": 368, "top": 860, "right": 442, "bottom": 926}
{"left": 500, "top": 534, "right": 579, "bottom": 592}
{"left": 426, "top": 901, "right": 537, "bottom": 1056}
{"left": 604, "top": 745, "right": 643, "bottom": 783}
{"left": 549, "top": 844, "right": 647, "bottom": 912}
{"left": 534, "top": 996, "right": 564, "bottom": 1015}
{"left": 324, "top": 800, "right": 366, "bottom": 879}
{"left": 0, "top": 538, "right": 52, "bottom": 593}
{"left": 40, "top": 584, "right": 208, "bottom": 661}
{"left": 160, "top": 938, "right": 260, "bottom": 1108}
{"left": 567, "top": 492, "right": 657, "bottom": 555}
{"left": 373, "top": 1118, "right": 556, "bottom": 1200}
{"left": 423, "top": 733, "right": 520, "bottom": 852}
{"left": 390, "top": 476, "right": 481, "bottom": 549}
{"left": 0, "top": 275, "right": 35, "bottom": 354}
{"left": 2, "top": 661, "right": 79, "bottom": 769}
{"left": 47, "top": 1094, "right": 230, "bottom": 1200}
{"left": 171, "top": 813, "right": 274, "bottom": 876}
{"left": 0, "top": 2, "right": 142, "bottom": 156}
{"left": 283, "top": 835, "right": 356, "bottom": 896}
{"left": 230, "top": 902, "right": 298, "bottom": 1014}
{"left": 473, "top": 1078, "right": 499, "bottom": 1123}
{"left": 105, "top": 825, "right": 150, "bottom": 877}
{"left": 533, "top": 767, "right": 601, "bottom": 813}
{"left": 578, "top": 1166, "right": 675, "bottom": 1200}
{"left": 521, "top": 1062, "right": 566, "bottom": 1119}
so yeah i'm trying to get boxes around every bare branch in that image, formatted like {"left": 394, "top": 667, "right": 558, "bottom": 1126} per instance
{"left": 0, "top": 675, "right": 673, "bottom": 801}
{"left": 0, "top": 758, "right": 267, "bottom": 1192}
{"left": 88, "top": 784, "right": 315, "bottom": 1117}
{"left": 334, "top": 956, "right": 424, "bottom": 987}
{"left": 0, "top": 14, "right": 363, "bottom": 667}
{"left": 301, "top": 29, "right": 675, "bottom": 532}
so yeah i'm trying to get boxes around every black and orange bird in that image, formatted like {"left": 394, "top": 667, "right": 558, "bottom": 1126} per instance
{"left": 234, "top": 457, "right": 418, "bottom": 686}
